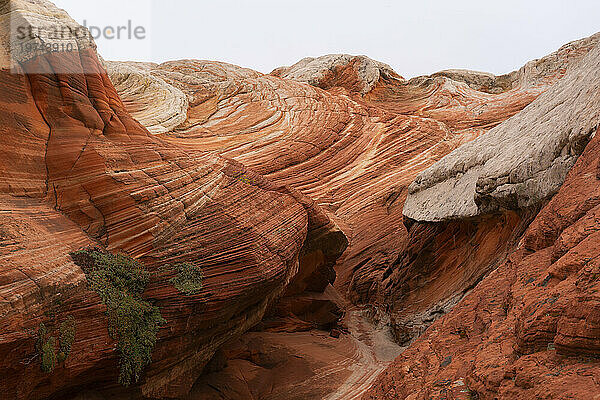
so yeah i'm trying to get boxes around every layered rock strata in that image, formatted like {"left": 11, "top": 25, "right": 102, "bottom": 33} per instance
{"left": 3, "top": 1, "right": 600, "bottom": 398}
{"left": 106, "top": 32, "right": 600, "bottom": 398}
{"left": 0, "top": 1, "right": 345, "bottom": 399}
{"left": 364, "top": 125, "right": 600, "bottom": 399}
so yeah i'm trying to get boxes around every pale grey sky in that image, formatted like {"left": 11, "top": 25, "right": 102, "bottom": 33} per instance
{"left": 52, "top": 0, "right": 600, "bottom": 78}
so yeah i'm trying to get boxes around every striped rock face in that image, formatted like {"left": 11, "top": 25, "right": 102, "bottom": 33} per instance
{"left": 109, "top": 31, "right": 599, "bottom": 339}
{"left": 0, "top": 1, "right": 346, "bottom": 398}
{"left": 364, "top": 125, "right": 600, "bottom": 400}
{"left": 3, "top": 0, "right": 600, "bottom": 399}
{"left": 108, "top": 30, "right": 600, "bottom": 399}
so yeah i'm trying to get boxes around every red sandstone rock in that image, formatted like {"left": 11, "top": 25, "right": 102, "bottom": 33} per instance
{"left": 0, "top": 3, "right": 346, "bottom": 399}
{"left": 363, "top": 127, "right": 600, "bottom": 399}
{"left": 4, "top": 2, "right": 600, "bottom": 399}
{"left": 271, "top": 54, "right": 404, "bottom": 96}
{"left": 101, "top": 32, "right": 600, "bottom": 399}
{"left": 187, "top": 330, "right": 361, "bottom": 400}
{"left": 106, "top": 34, "right": 598, "bottom": 353}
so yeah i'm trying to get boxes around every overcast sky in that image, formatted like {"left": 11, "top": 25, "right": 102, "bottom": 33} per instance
{"left": 52, "top": 0, "right": 600, "bottom": 78}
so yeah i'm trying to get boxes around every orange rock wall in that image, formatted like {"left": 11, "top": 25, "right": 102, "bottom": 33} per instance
{"left": 363, "top": 127, "right": 600, "bottom": 400}
{"left": 0, "top": 49, "right": 345, "bottom": 399}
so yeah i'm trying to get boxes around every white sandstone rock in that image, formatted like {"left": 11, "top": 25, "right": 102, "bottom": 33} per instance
{"left": 404, "top": 38, "right": 600, "bottom": 222}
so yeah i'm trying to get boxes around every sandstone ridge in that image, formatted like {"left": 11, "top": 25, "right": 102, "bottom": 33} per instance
{"left": 3, "top": 1, "right": 600, "bottom": 398}
{"left": 271, "top": 54, "right": 404, "bottom": 95}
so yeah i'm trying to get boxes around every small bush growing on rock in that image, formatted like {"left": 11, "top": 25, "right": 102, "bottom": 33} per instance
{"left": 169, "top": 262, "right": 204, "bottom": 296}
{"left": 58, "top": 316, "right": 76, "bottom": 363}
{"left": 109, "top": 295, "right": 164, "bottom": 385}
{"left": 36, "top": 317, "right": 76, "bottom": 371}
{"left": 41, "top": 337, "right": 57, "bottom": 373}
{"left": 36, "top": 323, "right": 56, "bottom": 373}
{"left": 71, "top": 248, "right": 149, "bottom": 297}
{"left": 36, "top": 322, "right": 47, "bottom": 351}
{"left": 70, "top": 247, "right": 165, "bottom": 386}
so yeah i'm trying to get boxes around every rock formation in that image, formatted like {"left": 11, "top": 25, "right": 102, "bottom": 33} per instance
{"left": 271, "top": 54, "right": 403, "bottom": 95}
{"left": 2, "top": 0, "right": 600, "bottom": 398}
{"left": 364, "top": 124, "right": 600, "bottom": 399}
{"left": 104, "top": 61, "right": 188, "bottom": 134}
{"left": 404, "top": 36, "right": 600, "bottom": 222}
{"left": 0, "top": 1, "right": 345, "bottom": 399}
{"left": 102, "top": 26, "right": 600, "bottom": 399}
{"left": 363, "top": 34, "right": 600, "bottom": 400}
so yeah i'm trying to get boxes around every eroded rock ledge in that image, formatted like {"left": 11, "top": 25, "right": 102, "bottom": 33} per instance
{"left": 404, "top": 36, "right": 600, "bottom": 222}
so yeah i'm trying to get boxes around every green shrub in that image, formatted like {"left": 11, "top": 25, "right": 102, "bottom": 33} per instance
{"left": 36, "top": 323, "right": 57, "bottom": 373}
{"left": 58, "top": 316, "right": 76, "bottom": 363}
{"left": 70, "top": 247, "right": 165, "bottom": 386}
{"left": 71, "top": 248, "right": 150, "bottom": 298}
{"left": 36, "top": 322, "right": 47, "bottom": 351}
{"left": 41, "top": 337, "right": 57, "bottom": 373}
{"left": 169, "top": 262, "right": 204, "bottom": 296}
{"left": 110, "top": 295, "right": 164, "bottom": 385}
{"left": 37, "top": 317, "right": 76, "bottom": 371}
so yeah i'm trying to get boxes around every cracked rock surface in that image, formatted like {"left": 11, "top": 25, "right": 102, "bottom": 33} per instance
{"left": 404, "top": 34, "right": 600, "bottom": 222}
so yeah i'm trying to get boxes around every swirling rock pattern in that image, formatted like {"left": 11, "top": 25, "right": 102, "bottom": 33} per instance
{"left": 112, "top": 55, "right": 535, "bottom": 294}
{"left": 104, "top": 32, "right": 600, "bottom": 398}
{"left": 104, "top": 61, "right": 188, "bottom": 134}
{"left": 109, "top": 31, "right": 598, "bottom": 339}
{"left": 4, "top": 1, "right": 600, "bottom": 398}
{"left": 0, "top": 1, "right": 346, "bottom": 399}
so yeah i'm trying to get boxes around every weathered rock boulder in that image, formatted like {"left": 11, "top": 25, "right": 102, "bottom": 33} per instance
{"left": 404, "top": 35, "right": 600, "bottom": 222}
{"left": 271, "top": 54, "right": 404, "bottom": 95}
